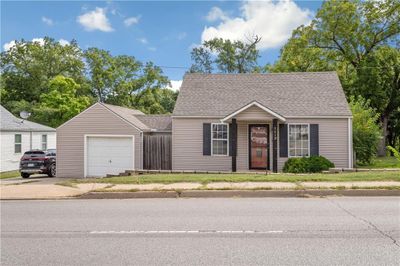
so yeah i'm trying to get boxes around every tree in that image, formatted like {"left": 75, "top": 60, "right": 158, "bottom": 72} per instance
{"left": 270, "top": 0, "right": 400, "bottom": 156}
{"left": 33, "top": 75, "right": 92, "bottom": 127}
{"left": 190, "top": 36, "right": 261, "bottom": 73}
{"left": 84, "top": 49, "right": 170, "bottom": 112}
{"left": 350, "top": 96, "right": 381, "bottom": 165}
{"left": 0, "top": 37, "right": 85, "bottom": 110}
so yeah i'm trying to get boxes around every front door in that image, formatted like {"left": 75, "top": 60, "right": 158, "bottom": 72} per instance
{"left": 249, "top": 125, "right": 269, "bottom": 170}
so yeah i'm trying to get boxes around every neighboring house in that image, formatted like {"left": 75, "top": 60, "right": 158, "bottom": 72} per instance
{"left": 56, "top": 103, "right": 171, "bottom": 178}
{"left": 172, "top": 72, "right": 353, "bottom": 173}
{"left": 0, "top": 105, "right": 56, "bottom": 172}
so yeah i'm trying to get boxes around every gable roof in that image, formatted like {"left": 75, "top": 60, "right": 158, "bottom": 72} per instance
{"left": 173, "top": 72, "right": 352, "bottom": 118}
{"left": 0, "top": 105, "right": 55, "bottom": 132}
{"left": 101, "top": 103, "right": 171, "bottom": 132}
{"left": 135, "top": 115, "right": 172, "bottom": 131}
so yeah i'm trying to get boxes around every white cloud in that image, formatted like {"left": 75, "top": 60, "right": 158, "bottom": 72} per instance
{"left": 77, "top": 7, "right": 114, "bottom": 32}
{"left": 124, "top": 16, "right": 140, "bottom": 27}
{"left": 137, "top": 37, "right": 148, "bottom": 44}
{"left": 206, "top": 7, "right": 228, "bottom": 22}
{"left": 201, "top": 0, "right": 313, "bottom": 50}
{"left": 42, "top": 16, "right": 53, "bottom": 26}
{"left": 3, "top": 40, "right": 16, "bottom": 51}
{"left": 148, "top": 46, "right": 157, "bottom": 52}
{"left": 3, "top": 38, "right": 69, "bottom": 51}
{"left": 167, "top": 80, "right": 182, "bottom": 91}
{"left": 58, "top": 39, "right": 70, "bottom": 46}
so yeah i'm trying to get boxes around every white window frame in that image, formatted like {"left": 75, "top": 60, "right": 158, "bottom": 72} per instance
{"left": 41, "top": 134, "right": 47, "bottom": 151}
{"left": 14, "top": 134, "right": 22, "bottom": 154}
{"left": 211, "top": 123, "right": 229, "bottom": 156}
{"left": 288, "top": 123, "right": 310, "bottom": 158}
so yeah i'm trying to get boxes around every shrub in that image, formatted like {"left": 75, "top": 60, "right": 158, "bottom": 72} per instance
{"left": 283, "top": 156, "right": 335, "bottom": 173}
{"left": 387, "top": 146, "right": 400, "bottom": 162}
{"left": 350, "top": 96, "right": 381, "bottom": 165}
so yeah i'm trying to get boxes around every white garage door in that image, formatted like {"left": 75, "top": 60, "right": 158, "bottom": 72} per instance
{"left": 86, "top": 136, "right": 134, "bottom": 177}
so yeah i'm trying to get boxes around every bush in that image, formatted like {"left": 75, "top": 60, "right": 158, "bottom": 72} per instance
{"left": 350, "top": 96, "right": 381, "bottom": 165}
{"left": 283, "top": 156, "right": 335, "bottom": 173}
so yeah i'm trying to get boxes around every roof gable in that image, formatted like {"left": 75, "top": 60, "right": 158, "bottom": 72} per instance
{"left": 221, "top": 101, "right": 286, "bottom": 122}
{"left": 173, "top": 72, "right": 352, "bottom": 117}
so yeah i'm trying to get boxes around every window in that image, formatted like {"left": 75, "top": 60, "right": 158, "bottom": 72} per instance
{"left": 288, "top": 124, "right": 309, "bottom": 157}
{"left": 211, "top": 123, "right": 228, "bottom": 155}
{"left": 41, "top": 135, "right": 47, "bottom": 150}
{"left": 14, "top": 134, "right": 22, "bottom": 154}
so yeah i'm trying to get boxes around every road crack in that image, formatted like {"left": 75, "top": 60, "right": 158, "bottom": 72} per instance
{"left": 327, "top": 198, "right": 400, "bottom": 248}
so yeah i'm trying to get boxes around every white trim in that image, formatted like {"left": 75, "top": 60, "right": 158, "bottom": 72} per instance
{"left": 221, "top": 101, "right": 286, "bottom": 122}
{"left": 84, "top": 134, "right": 135, "bottom": 178}
{"left": 211, "top": 123, "right": 229, "bottom": 156}
{"left": 286, "top": 116, "right": 352, "bottom": 119}
{"left": 287, "top": 123, "right": 310, "bottom": 158}
{"left": 348, "top": 118, "right": 353, "bottom": 168}
{"left": 57, "top": 102, "right": 143, "bottom": 133}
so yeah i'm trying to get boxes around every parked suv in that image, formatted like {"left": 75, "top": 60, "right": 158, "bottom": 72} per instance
{"left": 19, "top": 149, "right": 56, "bottom": 178}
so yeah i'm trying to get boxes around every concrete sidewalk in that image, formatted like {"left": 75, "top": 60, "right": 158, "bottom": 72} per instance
{"left": 1, "top": 177, "right": 400, "bottom": 199}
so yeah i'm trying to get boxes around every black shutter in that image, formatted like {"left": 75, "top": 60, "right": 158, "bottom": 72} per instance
{"left": 279, "top": 124, "right": 288, "bottom": 157}
{"left": 203, "top": 123, "right": 211, "bottom": 156}
{"left": 310, "top": 124, "right": 319, "bottom": 156}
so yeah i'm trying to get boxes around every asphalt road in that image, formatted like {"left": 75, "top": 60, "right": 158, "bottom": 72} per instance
{"left": 1, "top": 197, "right": 399, "bottom": 265}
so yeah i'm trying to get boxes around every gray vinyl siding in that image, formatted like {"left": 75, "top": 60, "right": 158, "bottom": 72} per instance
{"left": 234, "top": 105, "right": 276, "bottom": 120}
{"left": 172, "top": 117, "right": 350, "bottom": 172}
{"left": 278, "top": 118, "right": 350, "bottom": 170}
{"left": 57, "top": 104, "right": 143, "bottom": 178}
{"left": 172, "top": 118, "right": 231, "bottom": 171}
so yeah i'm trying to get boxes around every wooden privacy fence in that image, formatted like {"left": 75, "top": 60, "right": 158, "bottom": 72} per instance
{"left": 143, "top": 134, "right": 172, "bottom": 170}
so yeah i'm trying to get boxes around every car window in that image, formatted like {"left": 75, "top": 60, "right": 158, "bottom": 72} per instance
{"left": 24, "top": 151, "right": 45, "bottom": 155}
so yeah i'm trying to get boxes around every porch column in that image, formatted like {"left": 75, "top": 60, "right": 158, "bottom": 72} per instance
{"left": 231, "top": 118, "right": 237, "bottom": 172}
{"left": 272, "top": 119, "right": 278, "bottom": 173}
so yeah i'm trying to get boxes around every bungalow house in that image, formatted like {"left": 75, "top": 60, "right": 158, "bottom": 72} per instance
{"left": 172, "top": 72, "right": 353, "bottom": 172}
{"left": 56, "top": 71, "right": 352, "bottom": 178}
{"left": 0, "top": 105, "right": 56, "bottom": 172}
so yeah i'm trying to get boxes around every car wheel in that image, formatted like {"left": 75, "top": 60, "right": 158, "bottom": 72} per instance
{"left": 48, "top": 163, "right": 56, "bottom": 177}
{"left": 21, "top": 173, "right": 30, "bottom": 179}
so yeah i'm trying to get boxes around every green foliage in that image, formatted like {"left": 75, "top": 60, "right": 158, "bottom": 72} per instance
{"left": 33, "top": 75, "right": 92, "bottom": 127}
{"left": 350, "top": 96, "right": 381, "bottom": 165}
{"left": 1, "top": 38, "right": 177, "bottom": 127}
{"left": 190, "top": 36, "right": 261, "bottom": 73}
{"left": 270, "top": 0, "right": 400, "bottom": 156}
{"left": 387, "top": 146, "right": 400, "bottom": 162}
{"left": 283, "top": 156, "right": 335, "bottom": 173}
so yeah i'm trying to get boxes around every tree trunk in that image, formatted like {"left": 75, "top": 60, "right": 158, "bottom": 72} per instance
{"left": 377, "top": 114, "right": 389, "bottom": 157}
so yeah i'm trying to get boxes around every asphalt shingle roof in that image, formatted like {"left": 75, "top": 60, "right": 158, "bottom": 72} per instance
{"left": 173, "top": 72, "right": 352, "bottom": 117}
{"left": 0, "top": 105, "right": 55, "bottom": 132}
{"left": 101, "top": 103, "right": 171, "bottom": 132}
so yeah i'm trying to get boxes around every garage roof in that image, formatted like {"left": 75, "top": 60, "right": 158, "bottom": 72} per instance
{"left": 101, "top": 103, "right": 171, "bottom": 132}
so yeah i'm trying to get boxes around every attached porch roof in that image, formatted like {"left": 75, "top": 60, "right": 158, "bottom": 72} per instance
{"left": 221, "top": 101, "right": 286, "bottom": 122}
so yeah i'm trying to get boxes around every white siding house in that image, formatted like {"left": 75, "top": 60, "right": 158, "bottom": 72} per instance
{"left": 0, "top": 105, "right": 56, "bottom": 172}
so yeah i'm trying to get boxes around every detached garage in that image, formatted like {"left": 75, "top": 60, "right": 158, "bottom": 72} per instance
{"left": 57, "top": 103, "right": 171, "bottom": 178}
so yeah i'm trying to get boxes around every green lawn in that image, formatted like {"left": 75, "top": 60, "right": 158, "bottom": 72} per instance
{"left": 357, "top": 156, "right": 400, "bottom": 169}
{"left": 64, "top": 171, "right": 400, "bottom": 185}
{"left": 0, "top": 170, "right": 20, "bottom": 179}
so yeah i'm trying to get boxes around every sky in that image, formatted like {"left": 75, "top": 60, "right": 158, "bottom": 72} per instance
{"left": 1, "top": 0, "right": 324, "bottom": 91}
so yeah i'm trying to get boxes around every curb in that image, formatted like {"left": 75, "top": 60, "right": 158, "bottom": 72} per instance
{"left": 78, "top": 189, "right": 400, "bottom": 199}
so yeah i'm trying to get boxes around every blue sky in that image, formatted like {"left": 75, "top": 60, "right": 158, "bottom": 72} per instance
{"left": 1, "top": 0, "right": 323, "bottom": 90}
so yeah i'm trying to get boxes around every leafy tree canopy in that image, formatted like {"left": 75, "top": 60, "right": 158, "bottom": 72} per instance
{"left": 190, "top": 36, "right": 261, "bottom": 73}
